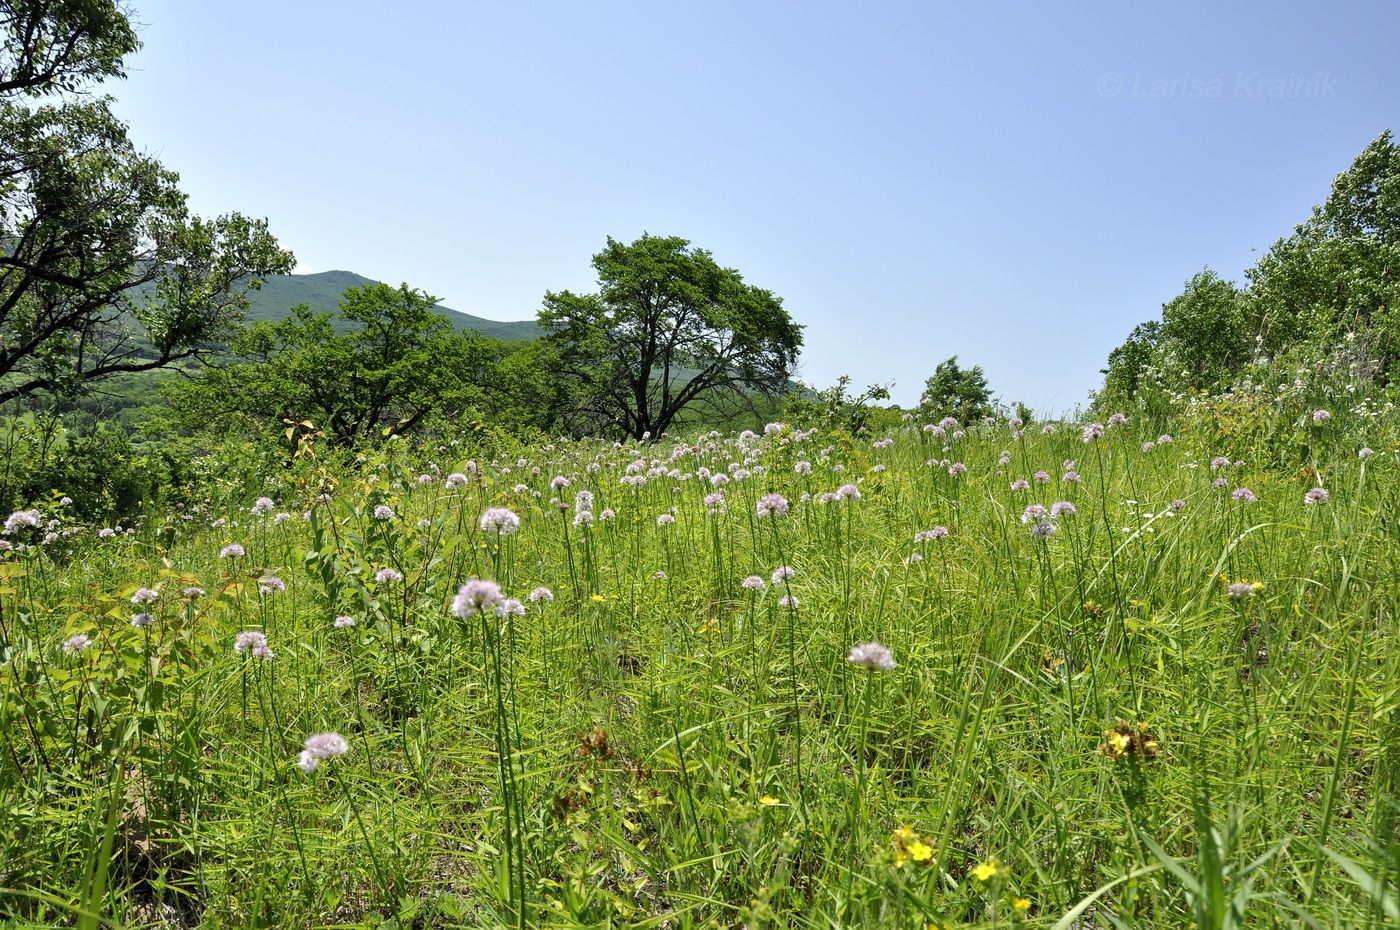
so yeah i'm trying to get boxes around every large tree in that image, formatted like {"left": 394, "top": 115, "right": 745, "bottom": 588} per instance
{"left": 920, "top": 356, "right": 994, "bottom": 423}
{"left": 0, "top": 0, "right": 293, "bottom": 406}
{"left": 539, "top": 234, "right": 803, "bottom": 440}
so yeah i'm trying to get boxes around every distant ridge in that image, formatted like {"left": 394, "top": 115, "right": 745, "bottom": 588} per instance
{"left": 244, "top": 270, "right": 540, "bottom": 342}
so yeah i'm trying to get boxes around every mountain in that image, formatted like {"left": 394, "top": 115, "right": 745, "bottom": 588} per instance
{"left": 244, "top": 270, "right": 540, "bottom": 342}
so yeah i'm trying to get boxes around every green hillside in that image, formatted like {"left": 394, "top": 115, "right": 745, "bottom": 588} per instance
{"left": 245, "top": 270, "right": 540, "bottom": 342}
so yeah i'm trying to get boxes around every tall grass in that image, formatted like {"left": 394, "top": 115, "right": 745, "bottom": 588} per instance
{"left": 0, "top": 412, "right": 1396, "bottom": 928}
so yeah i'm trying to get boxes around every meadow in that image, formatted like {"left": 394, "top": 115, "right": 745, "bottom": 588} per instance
{"left": 1, "top": 410, "right": 1397, "bottom": 929}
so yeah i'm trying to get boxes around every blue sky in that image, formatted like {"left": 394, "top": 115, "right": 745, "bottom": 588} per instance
{"left": 112, "top": 1, "right": 1400, "bottom": 412}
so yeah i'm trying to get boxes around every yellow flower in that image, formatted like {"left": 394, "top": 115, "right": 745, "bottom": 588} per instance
{"left": 1251, "top": 580, "right": 1265, "bottom": 592}
{"left": 1013, "top": 898, "right": 1031, "bottom": 911}
{"left": 893, "top": 849, "right": 909, "bottom": 868}
{"left": 758, "top": 795, "right": 780, "bottom": 807}
{"left": 894, "top": 824, "right": 916, "bottom": 842}
{"left": 590, "top": 593, "right": 607, "bottom": 603}
{"left": 971, "top": 860, "right": 999, "bottom": 882}
{"left": 1107, "top": 731, "right": 1131, "bottom": 754}
{"left": 908, "top": 840, "right": 933, "bottom": 863}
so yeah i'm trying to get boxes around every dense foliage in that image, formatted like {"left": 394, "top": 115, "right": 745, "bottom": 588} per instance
{"left": 1100, "top": 131, "right": 1400, "bottom": 419}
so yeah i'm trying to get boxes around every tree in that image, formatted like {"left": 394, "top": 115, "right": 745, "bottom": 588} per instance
{"left": 539, "top": 234, "right": 803, "bottom": 440}
{"left": 919, "top": 356, "right": 994, "bottom": 422}
{"left": 1158, "top": 269, "right": 1250, "bottom": 388}
{"left": 168, "top": 283, "right": 521, "bottom": 446}
{"left": 1247, "top": 130, "right": 1400, "bottom": 372}
{"left": 0, "top": 0, "right": 293, "bottom": 406}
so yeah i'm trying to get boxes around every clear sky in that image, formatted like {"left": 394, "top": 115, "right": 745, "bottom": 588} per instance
{"left": 110, "top": 1, "right": 1400, "bottom": 412}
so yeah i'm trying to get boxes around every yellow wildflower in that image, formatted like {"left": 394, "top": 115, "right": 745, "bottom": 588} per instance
{"left": 971, "top": 860, "right": 999, "bottom": 882}
{"left": 590, "top": 593, "right": 607, "bottom": 603}
{"left": 908, "top": 840, "right": 933, "bottom": 863}
{"left": 758, "top": 795, "right": 780, "bottom": 807}
{"left": 1013, "top": 898, "right": 1031, "bottom": 911}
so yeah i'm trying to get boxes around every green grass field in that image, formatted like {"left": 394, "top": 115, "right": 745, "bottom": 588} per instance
{"left": 2, "top": 413, "right": 1397, "bottom": 928}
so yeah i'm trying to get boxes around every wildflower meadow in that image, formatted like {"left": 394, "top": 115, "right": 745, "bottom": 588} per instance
{"left": 2, "top": 410, "right": 1397, "bottom": 928}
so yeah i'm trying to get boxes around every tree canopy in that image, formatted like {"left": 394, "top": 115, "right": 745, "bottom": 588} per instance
{"left": 920, "top": 356, "right": 994, "bottom": 423}
{"left": 0, "top": 0, "right": 293, "bottom": 407}
{"left": 539, "top": 234, "right": 803, "bottom": 440}
{"left": 167, "top": 283, "right": 538, "bottom": 447}
{"left": 1101, "top": 129, "right": 1400, "bottom": 409}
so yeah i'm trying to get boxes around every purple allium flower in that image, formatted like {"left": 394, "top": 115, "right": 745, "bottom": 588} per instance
{"left": 1051, "top": 500, "right": 1077, "bottom": 517}
{"left": 1141, "top": 442, "right": 1155, "bottom": 453}
{"left": 445, "top": 472, "right": 469, "bottom": 489}
{"left": 836, "top": 483, "right": 861, "bottom": 501}
{"left": 1170, "top": 499, "right": 1186, "bottom": 511}
{"left": 778, "top": 594, "right": 800, "bottom": 609}
{"left": 297, "top": 732, "right": 349, "bottom": 773}
{"left": 1034, "top": 470, "right": 1051, "bottom": 484}
{"left": 1107, "top": 413, "right": 1128, "bottom": 427}
{"left": 1304, "top": 487, "right": 1329, "bottom": 505}
{"left": 903, "top": 552, "right": 924, "bottom": 565}
{"left": 847, "top": 641, "right": 896, "bottom": 671}
{"left": 1063, "top": 470, "right": 1081, "bottom": 483}
{"left": 258, "top": 575, "right": 286, "bottom": 593}
{"left": 764, "top": 422, "right": 785, "bottom": 435}
{"left": 4, "top": 509, "right": 41, "bottom": 534}
{"left": 756, "top": 493, "right": 790, "bottom": 518}
{"left": 496, "top": 598, "right": 525, "bottom": 617}
{"left": 98, "top": 527, "right": 117, "bottom": 539}
{"left": 795, "top": 461, "right": 812, "bottom": 476}
{"left": 1232, "top": 487, "right": 1257, "bottom": 503}
{"left": 374, "top": 567, "right": 403, "bottom": 583}
{"left": 1030, "top": 520, "right": 1058, "bottom": 539}
{"left": 220, "top": 543, "right": 245, "bottom": 559}
{"left": 771, "top": 565, "right": 796, "bottom": 585}
{"left": 551, "top": 475, "right": 571, "bottom": 490}
{"left": 1158, "top": 434, "right": 1173, "bottom": 445}
{"left": 251, "top": 497, "right": 276, "bottom": 516}
{"left": 1359, "top": 447, "right": 1375, "bottom": 459}
{"left": 652, "top": 570, "right": 667, "bottom": 580}
{"left": 479, "top": 507, "right": 521, "bottom": 536}
{"left": 574, "top": 490, "right": 594, "bottom": 513}
{"left": 1008, "top": 416, "right": 1023, "bottom": 429}
{"left": 573, "top": 510, "right": 593, "bottom": 527}
{"left": 1021, "top": 504, "right": 1050, "bottom": 524}
{"left": 452, "top": 579, "right": 503, "bottom": 618}
{"left": 703, "top": 492, "right": 725, "bottom": 512}
{"left": 1227, "top": 582, "right": 1255, "bottom": 600}
{"left": 182, "top": 586, "right": 205, "bottom": 598}
{"left": 1210, "top": 456, "right": 1232, "bottom": 471}
{"left": 1213, "top": 477, "right": 1229, "bottom": 489}
{"left": 914, "top": 526, "right": 950, "bottom": 543}
{"left": 656, "top": 513, "right": 675, "bottom": 527}
{"left": 1042, "top": 423, "right": 1057, "bottom": 434}
{"left": 998, "top": 451, "right": 1012, "bottom": 466}
{"left": 599, "top": 508, "right": 616, "bottom": 521}
{"left": 273, "top": 512, "right": 291, "bottom": 525}
{"left": 333, "top": 615, "right": 356, "bottom": 629}
{"left": 1311, "top": 409, "right": 1331, "bottom": 424}
{"left": 527, "top": 587, "right": 554, "bottom": 603}
{"left": 131, "top": 587, "right": 159, "bottom": 605}
{"left": 1082, "top": 423, "right": 1104, "bottom": 443}
{"left": 63, "top": 633, "right": 92, "bottom": 654}
{"left": 131, "top": 613, "right": 154, "bottom": 628}
{"left": 372, "top": 504, "right": 395, "bottom": 521}
{"left": 234, "top": 630, "right": 269, "bottom": 656}
{"left": 1010, "top": 479, "right": 1030, "bottom": 492}
{"left": 949, "top": 462, "right": 967, "bottom": 477}
{"left": 741, "top": 575, "right": 766, "bottom": 591}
